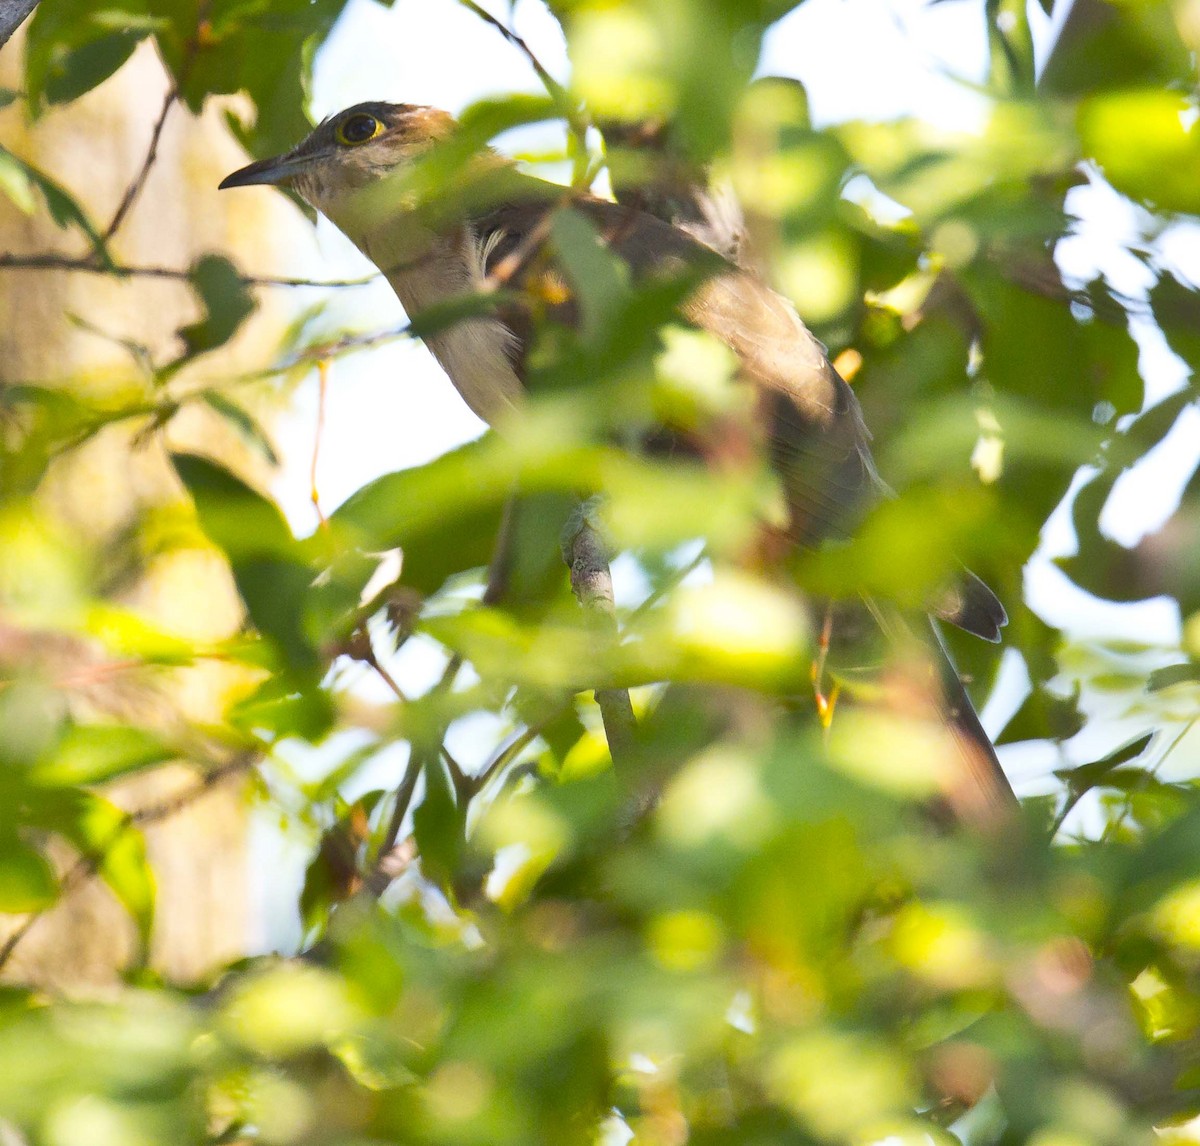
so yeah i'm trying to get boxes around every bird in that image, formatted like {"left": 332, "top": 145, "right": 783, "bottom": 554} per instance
{"left": 220, "top": 100, "right": 1017, "bottom": 826}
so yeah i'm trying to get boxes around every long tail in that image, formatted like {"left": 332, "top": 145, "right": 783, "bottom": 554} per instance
{"left": 927, "top": 618, "right": 1019, "bottom": 830}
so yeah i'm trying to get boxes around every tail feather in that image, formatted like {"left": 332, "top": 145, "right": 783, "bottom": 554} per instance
{"left": 932, "top": 569, "right": 1008, "bottom": 644}
{"left": 927, "top": 618, "right": 1019, "bottom": 828}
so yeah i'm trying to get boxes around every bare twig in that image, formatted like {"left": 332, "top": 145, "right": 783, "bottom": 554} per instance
{"left": 471, "top": 723, "right": 544, "bottom": 796}
{"left": 0, "top": 252, "right": 379, "bottom": 289}
{"left": 364, "top": 649, "right": 409, "bottom": 704}
{"left": 372, "top": 758, "right": 424, "bottom": 873}
{"left": 360, "top": 644, "right": 473, "bottom": 801}
{"left": 103, "top": 89, "right": 177, "bottom": 243}
{"left": 456, "top": 0, "right": 590, "bottom": 169}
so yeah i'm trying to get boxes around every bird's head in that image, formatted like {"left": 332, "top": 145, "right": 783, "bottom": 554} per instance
{"left": 219, "top": 101, "right": 455, "bottom": 217}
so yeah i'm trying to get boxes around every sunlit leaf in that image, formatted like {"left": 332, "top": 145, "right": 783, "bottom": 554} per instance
{"left": 0, "top": 840, "right": 59, "bottom": 914}
{"left": 29, "top": 724, "right": 173, "bottom": 788}
{"left": 172, "top": 452, "right": 320, "bottom": 673}
{"left": 27, "top": 791, "right": 154, "bottom": 948}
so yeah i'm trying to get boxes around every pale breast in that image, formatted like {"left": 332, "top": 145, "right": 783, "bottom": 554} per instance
{"left": 361, "top": 221, "right": 525, "bottom": 428}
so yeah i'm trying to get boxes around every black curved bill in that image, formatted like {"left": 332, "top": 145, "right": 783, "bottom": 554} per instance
{"left": 219, "top": 152, "right": 306, "bottom": 190}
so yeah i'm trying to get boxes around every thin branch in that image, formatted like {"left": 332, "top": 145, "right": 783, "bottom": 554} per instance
{"left": 442, "top": 747, "right": 472, "bottom": 803}
{"left": 103, "top": 89, "right": 177, "bottom": 243}
{"left": 456, "top": 0, "right": 590, "bottom": 167}
{"left": 0, "top": 252, "right": 379, "bottom": 289}
{"left": 372, "top": 755, "right": 423, "bottom": 879}
{"left": 361, "top": 644, "right": 471, "bottom": 799}
{"left": 264, "top": 322, "right": 412, "bottom": 377}
{"left": 470, "top": 723, "right": 544, "bottom": 796}
{"left": 364, "top": 650, "right": 409, "bottom": 703}
{"left": 628, "top": 551, "right": 706, "bottom": 621}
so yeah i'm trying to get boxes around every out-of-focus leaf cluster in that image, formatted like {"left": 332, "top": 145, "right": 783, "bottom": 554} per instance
{"left": 3, "top": 0, "right": 1200, "bottom": 1142}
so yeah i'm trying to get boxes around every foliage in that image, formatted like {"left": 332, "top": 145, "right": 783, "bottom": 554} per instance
{"left": 2, "top": 0, "right": 1200, "bottom": 1143}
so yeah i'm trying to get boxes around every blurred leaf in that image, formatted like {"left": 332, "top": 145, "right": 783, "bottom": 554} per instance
{"left": 412, "top": 754, "right": 464, "bottom": 890}
{"left": 1148, "top": 663, "right": 1200, "bottom": 693}
{"left": 229, "top": 670, "right": 336, "bottom": 742}
{"left": 798, "top": 484, "right": 999, "bottom": 611}
{"left": 172, "top": 452, "right": 319, "bottom": 673}
{"left": 331, "top": 437, "right": 514, "bottom": 554}
{"left": 24, "top": 3, "right": 156, "bottom": 108}
{"left": 1056, "top": 732, "right": 1155, "bottom": 794}
{"left": 1149, "top": 271, "right": 1200, "bottom": 370}
{"left": 1039, "top": 0, "right": 1193, "bottom": 96}
{"left": 175, "top": 255, "right": 256, "bottom": 362}
{"left": 0, "top": 149, "right": 35, "bottom": 213}
{"left": 0, "top": 840, "right": 59, "bottom": 914}
{"left": 1060, "top": 438, "right": 1200, "bottom": 614}
{"left": 153, "top": 0, "right": 354, "bottom": 159}
{"left": 996, "top": 679, "right": 1084, "bottom": 746}
{"left": 198, "top": 391, "right": 279, "bottom": 465}
{"left": 219, "top": 962, "right": 364, "bottom": 1057}
{"left": 300, "top": 796, "right": 376, "bottom": 933}
{"left": 1080, "top": 90, "right": 1200, "bottom": 216}
{"left": 30, "top": 724, "right": 174, "bottom": 788}
{"left": 28, "top": 791, "right": 154, "bottom": 949}
{"left": 0, "top": 146, "right": 109, "bottom": 263}
{"left": 986, "top": 0, "right": 1035, "bottom": 96}
{"left": 552, "top": 209, "right": 630, "bottom": 340}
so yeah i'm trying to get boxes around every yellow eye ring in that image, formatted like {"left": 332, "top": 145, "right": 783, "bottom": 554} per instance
{"left": 336, "top": 113, "right": 383, "bottom": 146}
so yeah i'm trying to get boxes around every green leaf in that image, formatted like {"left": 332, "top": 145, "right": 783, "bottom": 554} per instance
{"left": 1056, "top": 732, "right": 1156, "bottom": 793}
{"left": 996, "top": 679, "right": 1084, "bottom": 746}
{"left": 1080, "top": 90, "right": 1200, "bottom": 216}
{"left": 411, "top": 753, "right": 463, "bottom": 890}
{"left": 30, "top": 724, "right": 174, "bottom": 788}
{"left": 176, "top": 255, "right": 256, "bottom": 361}
{"left": 198, "top": 391, "right": 279, "bottom": 465}
{"left": 229, "top": 671, "right": 336, "bottom": 743}
{"left": 27, "top": 790, "right": 154, "bottom": 948}
{"left": 0, "top": 146, "right": 109, "bottom": 263}
{"left": 0, "top": 150, "right": 35, "bottom": 213}
{"left": 155, "top": 0, "right": 353, "bottom": 159}
{"left": 331, "top": 437, "right": 516, "bottom": 555}
{"left": 0, "top": 841, "right": 59, "bottom": 914}
{"left": 1148, "top": 664, "right": 1200, "bottom": 693}
{"left": 24, "top": 3, "right": 155, "bottom": 109}
{"left": 172, "top": 452, "right": 320, "bottom": 672}
{"left": 172, "top": 452, "right": 294, "bottom": 561}
{"left": 552, "top": 209, "right": 630, "bottom": 341}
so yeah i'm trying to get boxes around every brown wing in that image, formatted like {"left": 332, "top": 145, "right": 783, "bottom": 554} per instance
{"left": 470, "top": 190, "right": 1015, "bottom": 818}
{"left": 471, "top": 193, "right": 884, "bottom": 547}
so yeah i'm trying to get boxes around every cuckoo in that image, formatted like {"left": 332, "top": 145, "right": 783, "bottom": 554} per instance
{"left": 220, "top": 100, "right": 1016, "bottom": 824}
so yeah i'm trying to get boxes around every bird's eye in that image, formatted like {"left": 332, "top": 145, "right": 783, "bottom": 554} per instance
{"left": 336, "top": 113, "right": 382, "bottom": 146}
